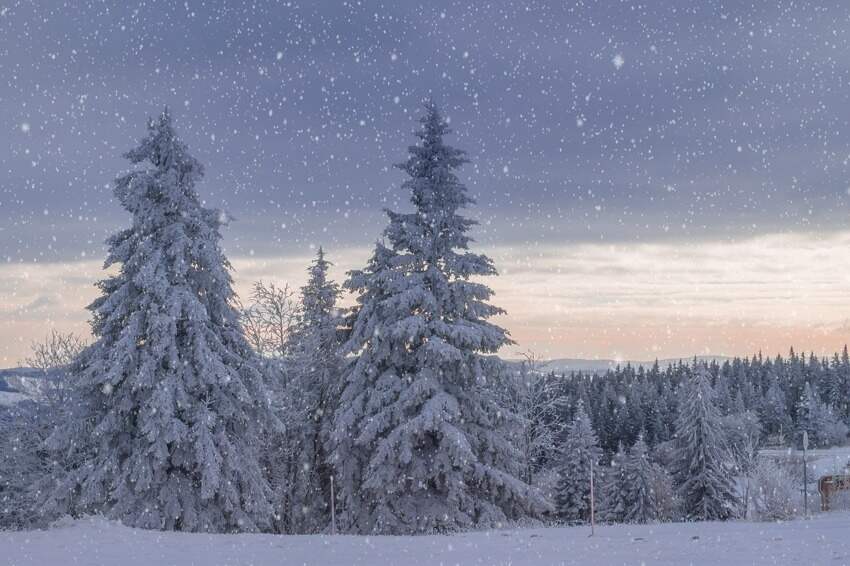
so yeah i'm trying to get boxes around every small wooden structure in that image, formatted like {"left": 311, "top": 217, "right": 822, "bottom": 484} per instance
{"left": 818, "top": 474, "right": 850, "bottom": 511}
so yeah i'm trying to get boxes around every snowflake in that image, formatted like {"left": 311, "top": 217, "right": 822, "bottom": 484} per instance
{"left": 612, "top": 54, "right": 625, "bottom": 70}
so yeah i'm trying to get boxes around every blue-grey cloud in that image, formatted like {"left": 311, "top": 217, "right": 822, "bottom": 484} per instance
{"left": 2, "top": 1, "right": 850, "bottom": 264}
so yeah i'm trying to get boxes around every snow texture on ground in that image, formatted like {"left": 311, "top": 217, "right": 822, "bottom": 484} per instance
{"left": 3, "top": 512, "right": 850, "bottom": 566}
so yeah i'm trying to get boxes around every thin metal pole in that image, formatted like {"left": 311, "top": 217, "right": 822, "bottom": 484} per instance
{"left": 803, "top": 447, "right": 808, "bottom": 517}
{"left": 330, "top": 475, "right": 337, "bottom": 535}
{"left": 589, "top": 457, "right": 595, "bottom": 537}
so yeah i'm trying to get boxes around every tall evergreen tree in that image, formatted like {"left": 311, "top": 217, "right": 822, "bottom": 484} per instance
{"left": 672, "top": 366, "right": 737, "bottom": 521}
{"left": 274, "top": 247, "right": 343, "bottom": 533}
{"left": 330, "top": 103, "right": 541, "bottom": 534}
{"left": 45, "top": 110, "right": 277, "bottom": 532}
{"left": 554, "top": 400, "right": 602, "bottom": 521}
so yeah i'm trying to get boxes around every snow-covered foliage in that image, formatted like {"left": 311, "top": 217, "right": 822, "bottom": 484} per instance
{"left": 329, "top": 103, "right": 543, "bottom": 534}
{"left": 494, "top": 352, "right": 567, "bottom": 486}
{"left": 752, "top": 459, "right": 798, "bottom": 521}
{"left": 0, "top": 401, "right": 49, "bottom": 529}
{"left": 796, "top": 382, "right": 848, "bottom": 448}
{"left": 552, "top": 352, "right": 850, "bottom": 455}
{"left": 671, "top": 367, "right": 738, "bottom": 521}
{"left": 623, "top": 435, "right": 672, "bottom": 523}
{"left": 238, "top": 281, "right": 299, "bottom": 359}
{"left": 267, "top": 248, "right": 343, "bottom": 533}
{"left": 598, "top": 443, "right": 628, "bottom": 523}
{"left": 554, "top": 400, "right": 602, "bottom": 522}
{"left": 2, "top": 335, "right": 80, "bottom": 529}
{"left": 42, "top": 110, "right": 279, "bottom": 533}
{"left": 23, "top": 330, "right": 87, "bottom": 374}
{"left": 759, "top": 380, "right": 792, "bottom": 443}
{"left": 723, "top": 411, "right": 762, "bottom": 518}
{"left": 599, "top": 435, "right": 673, "bottom": 525}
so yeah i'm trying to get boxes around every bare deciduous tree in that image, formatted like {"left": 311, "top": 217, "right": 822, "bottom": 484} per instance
{"left": 238, "top": 281, "right": 299, "bottom": 358}
{"left": 23, "top": 330, "right": 87, "bottom": 372}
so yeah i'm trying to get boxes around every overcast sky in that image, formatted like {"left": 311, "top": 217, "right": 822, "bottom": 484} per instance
{"left": 2, "top": 1, "right": 850, "bottom": 364}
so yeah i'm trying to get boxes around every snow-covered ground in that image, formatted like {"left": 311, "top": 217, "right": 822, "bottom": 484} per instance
{"left": 3, "top": 512, "right": 850, "bottom": 566}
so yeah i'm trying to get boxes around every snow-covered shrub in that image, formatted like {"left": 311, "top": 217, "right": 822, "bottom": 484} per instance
{"left": 0, "top": 399, "right": 64, "bottom": 530}
{"left": 752, "top": 459, "right": 797, "bottom": 521}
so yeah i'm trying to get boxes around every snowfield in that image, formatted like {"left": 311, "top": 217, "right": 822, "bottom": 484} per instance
{"left": 3, "top": 513, "right": 850, "bottom": 566}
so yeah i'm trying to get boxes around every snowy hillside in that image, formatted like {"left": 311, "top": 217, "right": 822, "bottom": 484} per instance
{"left": 0, "top": 368, "right": 54, "bottom": 405}
{"left": 3, "top": 513, "right": 849, "bottom": 566}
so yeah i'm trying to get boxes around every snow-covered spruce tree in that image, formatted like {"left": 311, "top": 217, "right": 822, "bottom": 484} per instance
{"left": 759, "top": 379, "right": 791, "bottom": 442}
{"left": 598, "top": 443, "right": 628, "bottom": 524}
{"left": 555, "top": 400, "right": 602, "bottom": 522}
{"left": 272, "top": 247, "right": 343, "bottom": 533}
{"left": 795, "top": 382, "right": 847, "bottom": 448}
{"left": 796, "top": 382, "right": 825, "bottom": 448}
{"left": 330, "top": 103, "right": 543, "bottom": 534}
{"left": 621, "top": 435, "right": 665, "bottom": 523}
{"left": 672, "top": 366, "right": 738, "bottom": 521}
{"left": 45, "top": 109, "right": 277, "bottom": 532}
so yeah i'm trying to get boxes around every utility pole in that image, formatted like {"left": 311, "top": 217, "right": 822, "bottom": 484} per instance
{"left": 802, "top": 431, "right": 809, "bottom": 517}
{"left": 330, "top": 475, "right": 337, "bottom": 535}
{"left": 589, "top": 457, "right": 595, "bottom": 537}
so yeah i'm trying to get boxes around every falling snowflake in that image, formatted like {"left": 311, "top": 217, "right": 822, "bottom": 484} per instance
{"left": 612, "top": 53, "right": 625, "bottom": 69}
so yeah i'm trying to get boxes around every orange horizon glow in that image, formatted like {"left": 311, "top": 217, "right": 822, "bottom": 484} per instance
{"left": 2, "top": 229, "right": 849, "bottom": 366}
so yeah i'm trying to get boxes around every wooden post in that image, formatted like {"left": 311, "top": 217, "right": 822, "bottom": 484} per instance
{"left": 589, "top": 457, "right": 595, "bottom": 537}
{"left": 802, "top": 431, "right": 809, "bottom": 517}
{"left": 330, "top": 475, "right": 337, "bottom": 535}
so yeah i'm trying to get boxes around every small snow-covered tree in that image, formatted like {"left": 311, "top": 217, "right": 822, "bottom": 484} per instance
{"left": 555, "top": 400, "right": 602, "bottom": 522}
{"left": 723, "top": 411, "right": 761, "bottom": 518}
{"left": 672, "top": 366, "right": 738, "bottom": 521}
{"left": 622, "top": 435, "right": 666, "bottom": 524}
{"left": 598, "top": 443, "right": 628, "bottom": 523}
{"left": 330, "top": 103, "right": 543, "bottom": 534}
{"left": 44, "top": 109, "right": 278, "bottom": 532}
